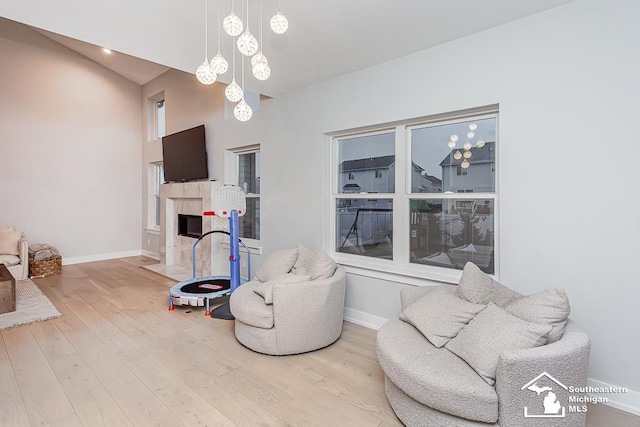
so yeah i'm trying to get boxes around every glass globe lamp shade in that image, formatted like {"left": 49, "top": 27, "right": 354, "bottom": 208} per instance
{"left": 467, "top": 131, "right": 475, "bottom": 139}
{"left": 237, "top": 30, "right": 259, "bottom": 56}
{"left": 251, "top": 51, "right": 268, "bottom": 67}
{"left": 463, "top": 150, "right": 472, "bottom": 159}
{"left": 234, "top": 99, "right": 253, "bottom": 122}
{"left": 463, "top": 142, "right": 472, "bottom": 151}
{"left": 252, "top": 62, "right": 271, "bottom": 81}
{"left": 270, "top": 11, "right": 289, "bottom": 34}
{"left": 210, "top": 53, "right": 229, "bottom": 74}
{"left": 469, "top": 123, "right": 478, "bottom": 131}
{"left": 450, "top": 134, "right": 459, "bottom": 142}
{"left": 461, "top": 159, "right": 470, "bottom": 169}
{"left": 447, "top": 140, "right": 456, "bottom": 149}
{"left": 225, "top": 79, "right": 243, "bottom": 103}
{"left": 223, "top": 12, "right": 243, "bottom": 36}
{"left": 476, "top": 139, "right": 486, "bottom": 148}
{"left": 195, "top": 60, "right": 216, "bottom": 85}
{"left": 454, "top": 150, "right": 462, "bottom": 160}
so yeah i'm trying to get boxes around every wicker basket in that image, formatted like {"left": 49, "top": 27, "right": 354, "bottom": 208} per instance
{"left": 29, "top": 256, "right": 62, "bottom": 278}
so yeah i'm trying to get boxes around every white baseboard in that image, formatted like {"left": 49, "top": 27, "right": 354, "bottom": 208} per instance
{"left": 343, "top": 307, "right": 388, "bottom": 330}
{"left": 588, "top": 378, "right": 640, "bottom": 416}
{"left": 141, "top": 250, "right": 160, "bottom": 261}
{"left": 62, "top": 250, "right": 143, "bottom": 265}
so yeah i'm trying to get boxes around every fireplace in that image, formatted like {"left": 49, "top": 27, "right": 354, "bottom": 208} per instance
{"left": 178, "top": 214, "right": 202, "bottom": 238}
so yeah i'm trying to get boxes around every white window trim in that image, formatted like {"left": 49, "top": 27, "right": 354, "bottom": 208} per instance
{"left": 146, "top": 162, "right": 163, "bottom": 232}
{"left": 224, "top": 144, "right": 261, "bottom": 250}
{"left": 147, "top": 91, "right": 165, "bottom": 142}
{"left": 325, "top": 105, "right": 499, "bottom": 285}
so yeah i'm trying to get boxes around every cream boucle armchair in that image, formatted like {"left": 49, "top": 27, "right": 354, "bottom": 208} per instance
{"left": 230, "top": 246, "right": 347, "bottom": 355}
{"left": 0, "top": 227, "right": 28, "bottom": 280}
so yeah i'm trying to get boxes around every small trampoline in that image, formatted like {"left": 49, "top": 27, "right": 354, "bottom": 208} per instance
{"left": 169, "top": 185, "right": 249, "bottom": 317}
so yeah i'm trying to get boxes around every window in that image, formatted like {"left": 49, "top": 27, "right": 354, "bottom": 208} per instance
{"left": 148, "top": 91, "right": 165, "bottom": 141}
{"left": 348, "top": 172, "right": 355, "bottom": 180}
{"left": 227, "top": 146, "right": 260, "bottom": 246}
{"left": 329, "top": 107, "right": 498, "bottom": 282}
{"left": 147, "top": 162, "right": 164, "bottom": 230}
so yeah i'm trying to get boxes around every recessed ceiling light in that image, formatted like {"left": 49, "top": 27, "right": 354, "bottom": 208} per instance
{"left": 102, "top": 48, "right": 112, "bottom": 55}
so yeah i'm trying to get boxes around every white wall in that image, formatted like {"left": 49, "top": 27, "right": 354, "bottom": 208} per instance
{"left": 140, "top": 0, "right": 640, "bottom": 407}
{"left": 0, "top": 19, "right": 142, "bottom": 260}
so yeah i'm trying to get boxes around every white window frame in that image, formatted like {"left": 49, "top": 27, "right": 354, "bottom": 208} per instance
{"left": 326, "top": 105, "right": 499, "bottom": 285}
{"left": 225, "top": 144, "right": 261, "bottom": 252}
{"left": 146, "top": 162, "right": 164, "bottom": 232}
{"left": 147, "top": 91, "right": 165, "bottom": 141}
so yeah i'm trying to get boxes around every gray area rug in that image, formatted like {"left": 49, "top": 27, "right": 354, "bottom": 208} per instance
{"left": 0, "top": 278, "right": 61, "bottom": 330}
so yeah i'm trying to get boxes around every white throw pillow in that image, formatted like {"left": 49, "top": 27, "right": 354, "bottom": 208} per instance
{"left": 456, "top": 262, "right": 521, "bottom": 306}
{"left": 254, "top": 248, "right": 298, "bottom": 282}
{"left": 253, "top": 274, "right": 312, "bottom": 304}
{"left": 308, "top": 250, "right": 337, "bottom": 280}
{"left": 292, "top": 244, "right": 315, "bottom": 275}
{"left": 445, "top": 303, "right": 551, "bottom": 385}
{"left": 402, "top": 288, "right": 486, "bottom": 348}
{"left": 503, "top": 288, "right": 570, "bottom": 343}
{"left": 0, "top": 229, "right": 23, "bottom": 256}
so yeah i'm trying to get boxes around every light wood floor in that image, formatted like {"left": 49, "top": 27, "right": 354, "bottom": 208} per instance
{"left": 0, "top": 257, "right": 637, "bottom": 426}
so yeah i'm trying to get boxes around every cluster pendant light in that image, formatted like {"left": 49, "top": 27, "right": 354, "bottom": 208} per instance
{"left": 448, "top": 122, "right": 487, "bottom": 169}
{"left": 195, "top": 0, "right": 289, "bottom": 122}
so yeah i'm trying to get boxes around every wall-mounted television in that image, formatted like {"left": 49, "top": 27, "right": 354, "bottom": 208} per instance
{"left": 161, "top": 124, "right": 209, "bottom": 182}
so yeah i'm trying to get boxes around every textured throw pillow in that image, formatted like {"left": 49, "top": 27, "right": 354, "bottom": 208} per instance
{"left": 456, "top": 262, "right": 521, "bottom": 306}
{"left": 402, "top": 288, "right": 486, "bottom": 348}
{"left": 445, "top": 303, "right": 552, "bottom": 385}
{"left": 504, "top": 288, "right": 570, "bottom": 343}
{"left": 0, "top": 254, "right": 21, "bottom": 266}
{"left": 254, "top": 248, "right": 299, "bottom": 282}
{"left": 0, "top": 229, "right": 23, "bottom": 256}
{"left": 253, "top": 274, "right": 312, "bottom": 304}
{"left": 308, "top": 250, "right": 337, "bottom": 280}
{"left": 292, "top": 244, "right": 315, "bottom": 275}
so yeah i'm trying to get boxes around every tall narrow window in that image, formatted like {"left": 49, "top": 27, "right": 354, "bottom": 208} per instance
{"left": 148, "top": 91, "right": 165, "bottom": 141}
{"left": 226, "top": 146, "right": 260, "bottom": 246}
{"left": 147, "top": 162, "right": 164, "bottom": 230}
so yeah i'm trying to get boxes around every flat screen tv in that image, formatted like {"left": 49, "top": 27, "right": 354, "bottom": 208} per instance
{"left": 161, "top": 124, "right": 209, "bottom": 182}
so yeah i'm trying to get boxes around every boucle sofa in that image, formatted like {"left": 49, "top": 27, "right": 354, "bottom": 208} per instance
{"left": 230, "top": 245, "right": 347, "bottom": 355}
{"left": 0, "top": 226, "right": 28, "bottom": 280}
{"left": 377, "top": 263, "right": 590, "bottom": 426}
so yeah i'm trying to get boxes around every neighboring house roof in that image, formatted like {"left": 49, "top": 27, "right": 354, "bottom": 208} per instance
{"left": 340, "top": 155, "right": 395, "bottom": 172}
{"left": 439, "top": 141, "right": 495, "bottom": 167}
{"left": 342, "top": 183, "right": 361, "bottom": 190}
{"left": 340, "top": 155, "right": 427, "bottom": 173}
{"left": 422, "top": 174, "right": 442, "bottom": 186}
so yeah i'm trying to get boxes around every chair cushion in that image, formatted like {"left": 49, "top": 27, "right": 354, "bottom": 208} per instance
{"left": 402, "top": 287, "right": 486, "bottom": 348}
{"left": 0, "top": 230, "right": 23, "bottom": 256}
{"left": 503, "top": 288, "right": 570, "bottom": 343}
{"left": 456, "top": 262, "right": 521, "bottom": 306}
{"left": 377, "top": 319, "right": 499, "bottom": 424}
{"left": 0, "top": 255, "right": 20, "bottom": 267}
{"left": 254, "top": 248, "right": 298, "bottom": 282}
{"left": 229, "top": 282, "right": 274, "bottom": 329}
{"left": 294, "top": 248, "right": 337, "bottom": 280}
{"left": 292, "top": 244, "right": 315, "bottom": 275}
{"left": 445, "top": 303, "right": 551, "bottom": 385}
{"left": 253, "top": 274, "right": 311, "bottom": 304}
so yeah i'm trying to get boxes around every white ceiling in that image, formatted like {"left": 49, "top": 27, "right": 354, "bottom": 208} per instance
{"left": 0, "top": 0, "right": 576, "bottom": 96}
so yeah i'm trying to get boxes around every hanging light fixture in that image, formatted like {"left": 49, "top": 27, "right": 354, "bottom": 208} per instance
{"left": 234, "top": 54, "right": 253, "bottom": 122}
{"left": 252, "top": 0, "right": 271, "bottom": 81}
{"left": 270, "top": 0, "right": 289, "bottom": 34}
{"left": 195, "top": 0, "right": 217, "bottom": 85}
{"left": 225, "top": 36, "right": 244, "bottom": 102}
{"left": 223, "top": 0, "right": 244, "bottom": 36}
{"left": 237, "top": 0, "right": 259, "bottom": 57}
{"left": 210, "top": 0, "right": 228, "bottom": 74}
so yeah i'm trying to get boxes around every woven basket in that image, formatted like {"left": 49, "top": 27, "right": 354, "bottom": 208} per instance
{"left": 29, "top": 256, "right": 62, "bottom": 278}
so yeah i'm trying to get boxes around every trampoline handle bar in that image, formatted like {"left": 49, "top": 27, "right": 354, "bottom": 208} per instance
{"left": 191, "top": 230, "right": 251, "bottom": 281}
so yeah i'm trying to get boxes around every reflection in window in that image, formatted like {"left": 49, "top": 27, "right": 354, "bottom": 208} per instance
{"left": 338, "top": 132, "right": 395, "bottom": 194}
{"left": 411, "top": 118, "right": 495, "bottom": 193}
{"left": 336, "top": 199, "right": 393, "bottom": 260}
{"left": 409, "top": 199, "right": 494, "bottom": 274}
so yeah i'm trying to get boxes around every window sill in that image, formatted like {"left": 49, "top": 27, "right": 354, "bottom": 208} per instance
{"left": 145, "top": 228, "right": 160, "bottom": 236}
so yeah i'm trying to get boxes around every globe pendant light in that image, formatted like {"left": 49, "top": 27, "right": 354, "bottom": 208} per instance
{"left": 195, "top": 0, "right": 216, "bottom": 85}
{"left": 234, "top": 53, "right": 253, "bottom": 122}
{"left": 225, "top": 41, "right": 243, "bottom": 102}
{"left": 210, "top": 1, "right": 228, "bottom": 74}
{"left": 270, "top": 11, "right": 288, "bottom": 34}
{"left": 461, "top": 159, "right": 470, "bottom": 169}
{"left": 223, "top": 0, "right": 243, "bottom": 36}
{"left": 252, "top": 0, "right": 270, "bottom": 81}
{"left": 237, "top": 0, "right": 258, "bottom": 56}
